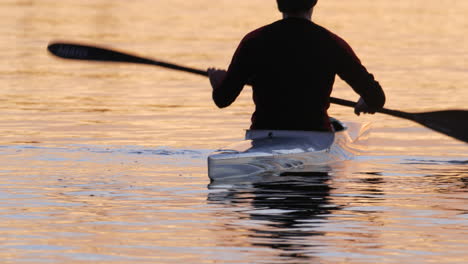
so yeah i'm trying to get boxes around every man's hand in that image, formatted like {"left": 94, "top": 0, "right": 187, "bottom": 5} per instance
{"left": 354, "top": 97, "right": 377, "bottom": 116}
{"left": 207, "top": 68, "right": 227, "bottom": 90}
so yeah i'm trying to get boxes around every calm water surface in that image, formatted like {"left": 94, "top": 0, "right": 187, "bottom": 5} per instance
{"left": 1, "top": 0, "right": 467, "bottom": 263}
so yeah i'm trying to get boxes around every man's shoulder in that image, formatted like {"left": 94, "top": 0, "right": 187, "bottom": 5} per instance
{"left": 313, "top": 23, "right": 357, "bottom": 56}
{"left": 323, "top": 29, "right": 349, "bottom": 47}
{"left": 242, "top": 23, "right": 276, "bottom": 42}
{"left": 312, "top": 23, "right": 346, "bottom": 43}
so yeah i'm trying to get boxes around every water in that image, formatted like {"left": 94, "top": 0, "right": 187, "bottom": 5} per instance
{"left": 1, "top": 0, "right": 467, "bottom": 263}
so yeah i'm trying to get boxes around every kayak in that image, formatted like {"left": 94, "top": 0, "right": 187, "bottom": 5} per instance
{"left": 208, "top": 118, "right": 364, "bottom": 182}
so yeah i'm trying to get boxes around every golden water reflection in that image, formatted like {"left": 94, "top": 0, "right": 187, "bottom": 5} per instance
{"left": 0, "top": 0, "right": 467, "bottom": 263}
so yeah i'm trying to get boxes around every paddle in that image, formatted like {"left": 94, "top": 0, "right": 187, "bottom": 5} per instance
{"left": 47, "top": 42, "right": 468, "bottom": 143}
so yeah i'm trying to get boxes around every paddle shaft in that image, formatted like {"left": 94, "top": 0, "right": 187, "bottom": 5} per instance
{"left": 47, "top": 42, "right": 467, "bottom": 143}
{"left": 47, "top": 43, "right": 391, "bottom": 112}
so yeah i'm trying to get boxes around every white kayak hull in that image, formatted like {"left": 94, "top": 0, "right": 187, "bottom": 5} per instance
{"left": 208, "top": 119, "right": 362, "bottom": 182}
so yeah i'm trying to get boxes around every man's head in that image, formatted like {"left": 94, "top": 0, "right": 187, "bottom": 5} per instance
{"left": 276, "top": 0, "right": 318, "bottom": 13}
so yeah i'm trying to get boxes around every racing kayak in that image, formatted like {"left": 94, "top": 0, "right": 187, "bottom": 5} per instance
{"left": 208, "top": 118, "right": 363, "bottom": 182}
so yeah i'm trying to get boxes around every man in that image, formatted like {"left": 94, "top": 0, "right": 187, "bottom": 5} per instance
{"left": 208, "top": 0, "right": 385, "bottom": 131}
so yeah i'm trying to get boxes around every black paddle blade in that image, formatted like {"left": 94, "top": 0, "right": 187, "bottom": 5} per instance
{"left": 47, "top": 42, "right": 155, "bottom": 64}
{"left": 412, "top": 110, "right": 468, "bottom": 143}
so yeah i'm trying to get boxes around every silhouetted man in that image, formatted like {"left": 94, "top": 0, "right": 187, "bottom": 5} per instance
{"left": 208, "top": 0, "right": 385, "bottom": 131}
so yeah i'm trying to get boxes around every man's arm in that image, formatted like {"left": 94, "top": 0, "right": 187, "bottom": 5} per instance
{"left": 331, "top": 34, "right": 386, "bottom": 115}
{"left": 208, "top": 68, "right": 229, "bottom": 108}
{"left": 208, "top": 34, "right": 256, "bottom": 108}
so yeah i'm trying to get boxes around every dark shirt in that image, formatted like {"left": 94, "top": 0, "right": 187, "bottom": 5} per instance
{"left": 213, "top": 17, "right": 385, "bottom": 131}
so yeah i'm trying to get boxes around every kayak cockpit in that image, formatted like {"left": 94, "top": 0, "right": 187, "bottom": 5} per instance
{"left": 208, "top": 118, "right": 353, "bottom": 182}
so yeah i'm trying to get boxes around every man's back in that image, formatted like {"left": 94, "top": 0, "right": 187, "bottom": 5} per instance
{"left": 211, "top": 17, "right": 385, "bottom": 131}
{"left": 244, "top": 18, "right": 343, "bottom": 130}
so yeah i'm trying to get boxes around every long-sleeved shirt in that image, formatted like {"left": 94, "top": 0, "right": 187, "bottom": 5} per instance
{"left": 213, "top": 17, "right": 385, "bottom": 131}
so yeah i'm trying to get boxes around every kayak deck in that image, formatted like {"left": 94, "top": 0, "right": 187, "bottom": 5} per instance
{"left": 208, "top": 119, "right": 361, "bottom": 182}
